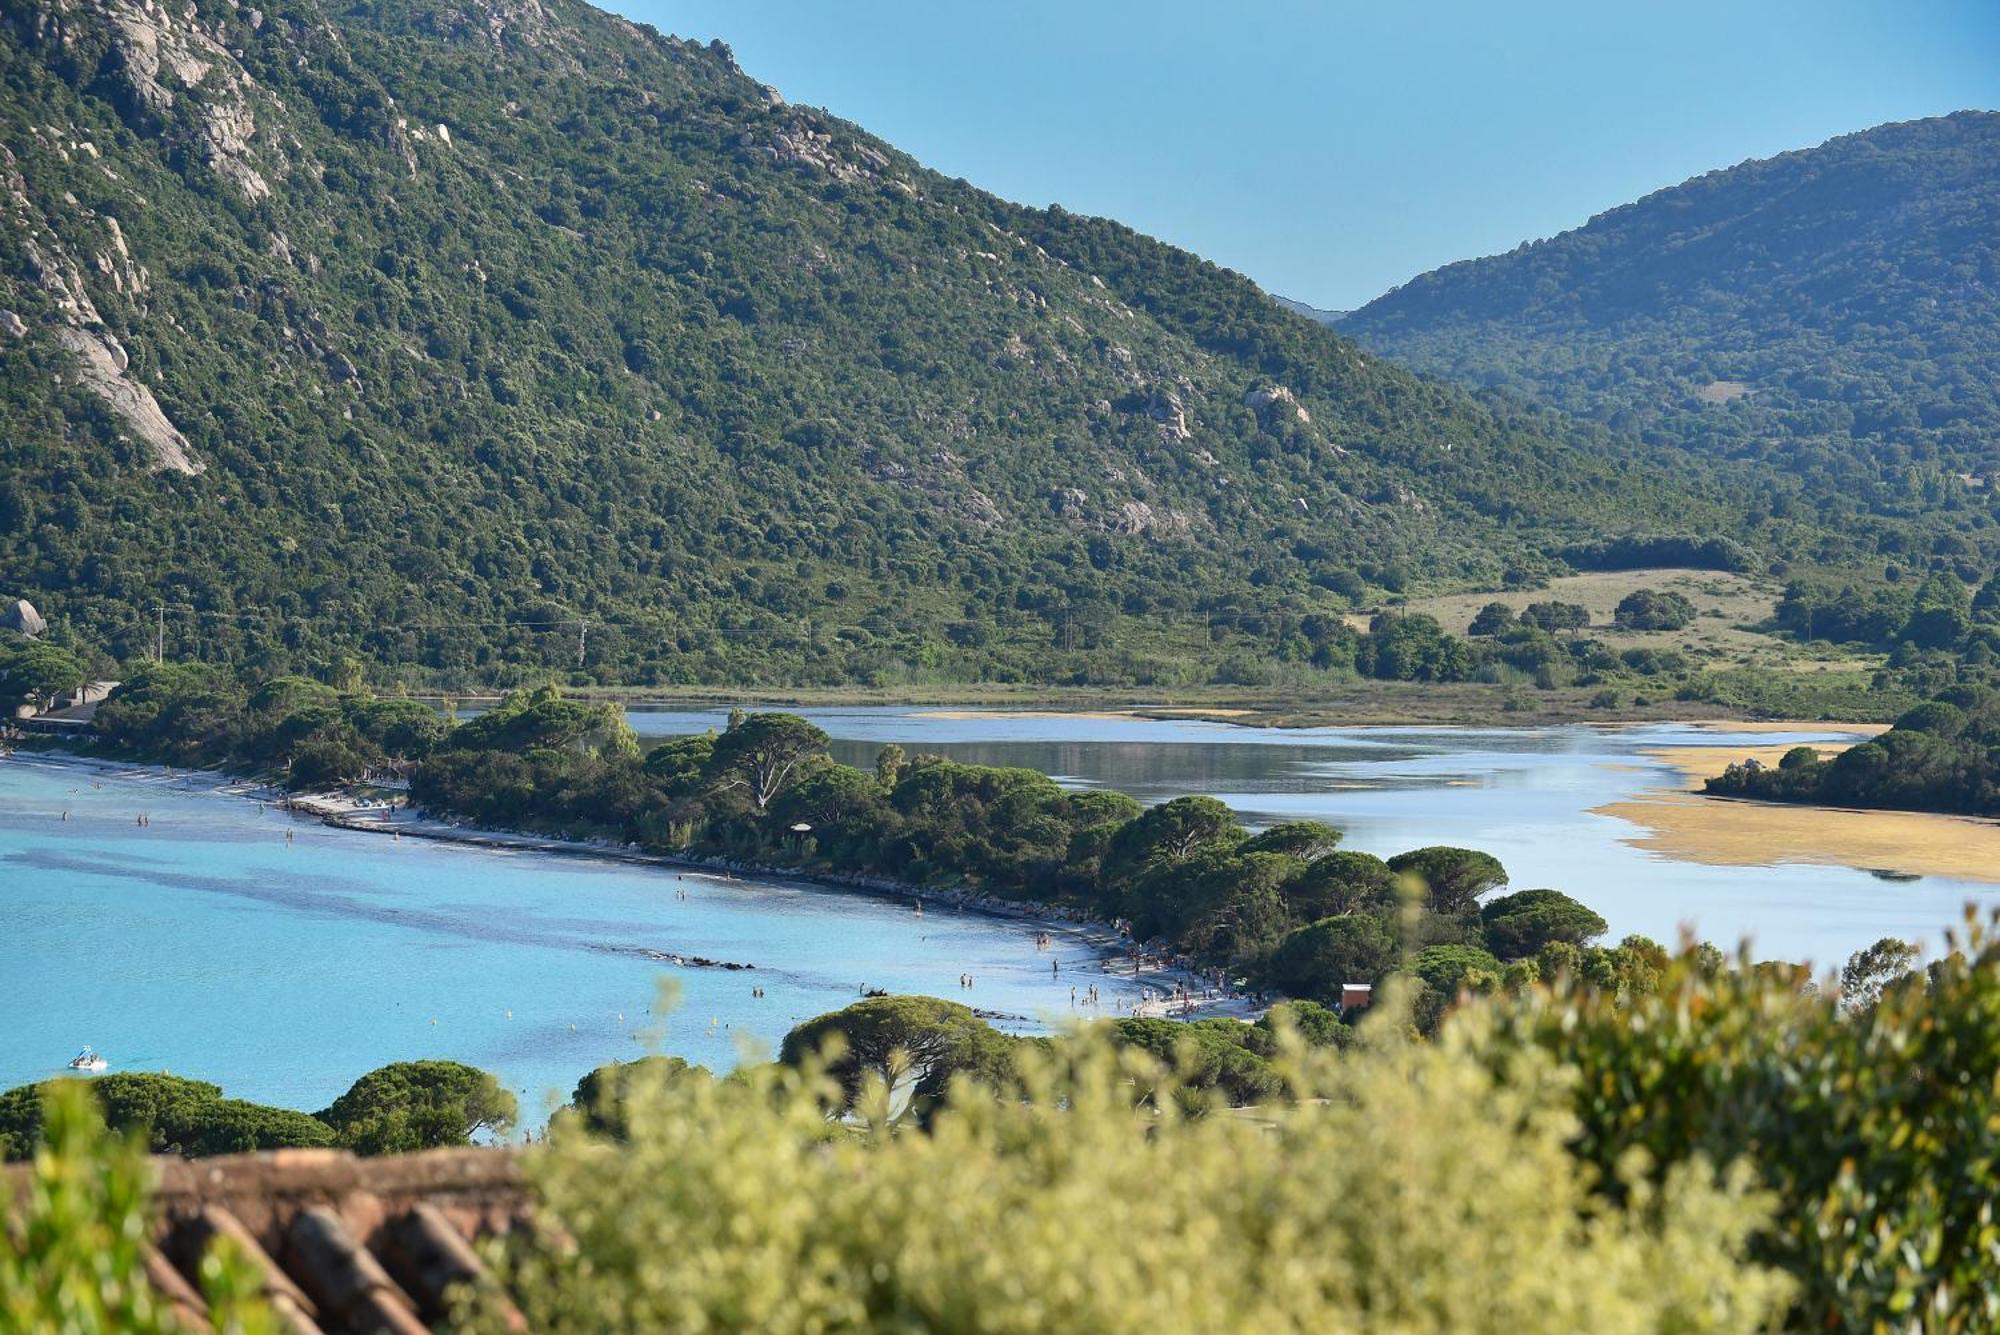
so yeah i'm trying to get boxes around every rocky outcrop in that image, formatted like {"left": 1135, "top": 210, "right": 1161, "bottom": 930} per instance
{"left": 864, "top": 446, "right": 1004, "bottom": 529}
{"left": 51, "top": 324, "right": 202, "bottom": 474}
{"left": 3, "top": 144, "right": 201, "bottom": 474}
{"left": 1108, "top": 499, "right": 1194, "bottom": 537}
{"left": 1244, "top": 384, "right": 1311, "bottom": 424}
{"left": 1145, "top": 388, "right": 1192, "bottom": 442}
{"left": 1050, "top": 487, "right": 1197, "bottom": 538}
{"left": 1, "top": 599, "right": 48, "bottom": 637}
{"left": 51, "top": 0, "right": 279, "bottom": 199}
{"left": 738, "top": 110, "right": 900, "bottom": 190}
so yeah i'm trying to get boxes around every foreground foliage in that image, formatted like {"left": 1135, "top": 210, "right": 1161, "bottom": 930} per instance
{"left": 502, "top": 918, "right": 1999, "bottom": 1331}
{"left": 468, "top": 1015, "right": 1791, "bottom": 1333}
{"left": 1479, "top": 913, "right": 2000, "bottom": 1329}
{"left": 11, "top": 926, "right": 1992, "bottom": 1331}
{"left": 0, "top": 1083, "right": 273, "bottom": 1332}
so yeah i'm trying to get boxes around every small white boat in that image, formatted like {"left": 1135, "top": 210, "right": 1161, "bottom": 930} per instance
{"left": 67, "top": 1046, "right": 107, "bottom": 1073}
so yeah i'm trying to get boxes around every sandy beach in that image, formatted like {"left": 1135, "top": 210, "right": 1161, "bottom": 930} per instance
{"left": 271, "top": 783, "right": 1256, "bottom": 1018}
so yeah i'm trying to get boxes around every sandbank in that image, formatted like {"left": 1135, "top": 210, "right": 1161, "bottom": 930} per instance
{"left": 1596, "top": 791, "right": 2000, "bottom": 884}
{"left": 1598, "top": 726, "right": 2000, "bottom": 884}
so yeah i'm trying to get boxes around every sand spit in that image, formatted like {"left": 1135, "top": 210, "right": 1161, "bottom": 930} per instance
{"left": 1597, "top": 791, "right": 2000, "bottom": 884}
{"left": 1599, "top": 726, "right": 2000, "bottom": 884}
{"left": 908, "top": 708, "right": 1254, "bottom": 722}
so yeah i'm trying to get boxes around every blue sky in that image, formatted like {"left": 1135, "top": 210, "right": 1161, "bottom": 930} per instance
{"left": 615, "top": 2, "right": 2000, "bottom": 310}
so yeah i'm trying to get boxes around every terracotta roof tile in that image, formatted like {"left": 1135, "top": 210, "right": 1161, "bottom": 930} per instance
{"left": 11, "top": 1147, "right": 534, "bottom": 1333}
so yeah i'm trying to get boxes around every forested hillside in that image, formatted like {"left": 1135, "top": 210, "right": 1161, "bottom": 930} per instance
{"left": 1344, "top": 113, "right": 2000, "bottom": 576}
{"left": 0, "top": 0, "right": 1721, "bottom": 686}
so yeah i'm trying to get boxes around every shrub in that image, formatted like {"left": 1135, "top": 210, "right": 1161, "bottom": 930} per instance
{"left": 567, "top": 1056, "right": 712, "bottom": 1140}
{"left": 1261, "top": 913, "right": 1400, "bottom": 1004}
{"left": 465, "top": 1015, "right": 1790, "bottom": 1332}
{"left": 1613, "top": 589, "right": 1696, "bottom": 631}
{"left": 1409, "top": 943, "right": 1502, "bottom": 996}
{"left": 1519, "top": 601, "right": 1589, "bottom": 632}
{"left": 1467, "top": 601, "right": 1518, "bottom": 636}
{"left": 1480, "top": 889, "right": 1609, "bottom": 959}
{"left": 778, "top": 997, "right": 1020, "bottom": 1116}
{"left": 1473, "top": 912, "right": 2000, "bottom": 1326}
{"left": 0, "top": 1073, "right": 334, "bottom": 1162}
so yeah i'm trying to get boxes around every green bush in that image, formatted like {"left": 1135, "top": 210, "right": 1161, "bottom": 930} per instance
{"left": 1473, "top": 912, "right": 2000, "bottom": 1326}
{"left": 465, "top": 1014, "right": 1790, "bottom": 1332}
{"left": 1480, "top": 889, "right": 1609, "bottom": 959}
{"left": 0, "top": 1073, "right": 334, "bottom": 1162}
{"left": 1613, "top": 589, "right": 1696, "bottom": 631}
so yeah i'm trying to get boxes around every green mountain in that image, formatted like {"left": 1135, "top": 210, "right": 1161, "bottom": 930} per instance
{"left": 0, "top": 0, "right": 1709, "bottom": 685}
{"left": 1342, "top": 113, "right": 2000, "bottom": 570}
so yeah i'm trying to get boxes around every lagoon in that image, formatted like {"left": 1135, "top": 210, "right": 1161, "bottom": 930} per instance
{"left": 5, "top": 710, "right": 1995, "bottom": 1122}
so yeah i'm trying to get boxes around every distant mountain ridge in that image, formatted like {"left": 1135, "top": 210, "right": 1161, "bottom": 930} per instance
{"left": 0, "top": 0, "right": 1703, "bottom": 683}
{"left": 1272, "top": 296, "right": 1347, "bottom": 325}
{"left": 1342, "top": 112, "right": 2000, "bottom": 546}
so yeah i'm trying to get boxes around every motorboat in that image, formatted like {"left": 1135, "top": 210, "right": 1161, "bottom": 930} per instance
{"left": 67, "top": 1046, "right": 107, "bottom": 1073}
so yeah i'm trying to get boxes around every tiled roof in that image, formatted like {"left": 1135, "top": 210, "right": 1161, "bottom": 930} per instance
{"left": 33, "top": 1147, "right": 532, "bottom": 1333}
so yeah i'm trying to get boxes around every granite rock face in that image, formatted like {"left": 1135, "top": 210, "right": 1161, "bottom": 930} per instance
{"left": 2, "top": 599, "right": 48, "bottom": 637}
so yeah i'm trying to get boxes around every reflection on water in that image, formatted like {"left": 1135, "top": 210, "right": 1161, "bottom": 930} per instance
{"left": 623, "top": 706, "right": 1999, "bottom": 968}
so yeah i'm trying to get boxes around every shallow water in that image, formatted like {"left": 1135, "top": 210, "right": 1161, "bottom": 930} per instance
{"left": 6, "top": 710, "right": 1994, "bottom": 1123}
{"left": 0, "top": 754, "right": 1143, "bottom": 1122}
{"left": 623, "top": 707, "right": 1996, "bottom": 966}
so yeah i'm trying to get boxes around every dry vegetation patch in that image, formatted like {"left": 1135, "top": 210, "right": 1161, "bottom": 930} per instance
{"left": 1352, "top": 568, "right": 1826, "bottom": 670}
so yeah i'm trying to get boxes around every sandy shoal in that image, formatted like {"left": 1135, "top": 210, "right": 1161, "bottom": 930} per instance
{"left": 1646, "top": 743, "right": 1823, "bottom": 785}
{"left": 1596, "top": 791, "right": 2000, "bottom": 884}
{"left": 908, "top": 708, "right": 1254, "bottom": 721}
{"left": 910, "top": 709, "right": 1148, "bottom": 722}
{"left": 1687, "top": 719, "right": 1892, "bottom": 736}
{"left": 1605, "top": 726, "right": 2000, "bottom": 883}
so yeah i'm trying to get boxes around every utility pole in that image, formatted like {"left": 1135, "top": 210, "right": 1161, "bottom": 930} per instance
{"left": 154, "top": 604, "right": 165, "bottom": 663}
{"left": 575, "top": 619, "right": 588, "bottom": 669}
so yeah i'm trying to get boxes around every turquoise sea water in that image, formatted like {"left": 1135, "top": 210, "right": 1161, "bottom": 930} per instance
{"left": 6, "top": 711, "right": 1995, "bottom": 1125}
{"left": 0, "top": 753, "right": 1143, "bottom": 1123}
